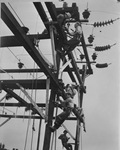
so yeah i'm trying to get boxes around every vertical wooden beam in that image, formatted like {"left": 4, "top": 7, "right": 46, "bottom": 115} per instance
{"left": 68, "top": 53, "right": 86, "bottom": 93}
{"left": 43, "top": 36, "right": 61, "bottom": 149}
{"left": 81, "top": 35, "right": 93, "bottom": 74}
{"left": 45, "top": 77, "right": 50, "bottom": 122}
{"left": 74, "top": 65, "right": 86, "bottom": 150}
{"left": 33, "top": 2, "right": 49, "bottom": 31}
{"left": 49, "top": 24, "right": 57, "bottom": 70}
{"left": 43, "top": 86, "right": 56, "bottom": 150}
{"left": 36, "top": 119, "right": 42, "bottom": 150}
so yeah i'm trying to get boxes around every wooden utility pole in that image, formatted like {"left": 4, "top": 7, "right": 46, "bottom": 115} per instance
{"left": 0, "top": 2, "right": 93, "bottom": 150}
{"left": 75, "top": 65, "right": 87, "bottom": 150}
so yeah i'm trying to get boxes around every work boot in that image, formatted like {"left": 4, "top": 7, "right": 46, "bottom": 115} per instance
{"left": 49, "top": 126, "right": 56, "bottom": 132}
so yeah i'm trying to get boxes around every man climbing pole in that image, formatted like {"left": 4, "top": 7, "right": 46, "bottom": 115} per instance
{"left": 58, "top": 130, "right": 72, "bottom": 150}
{"left": 50, "top": 83, "right": 75, "bottom": 132}
{"left": 50, "top": 83, "right": 86, "bottom": 132}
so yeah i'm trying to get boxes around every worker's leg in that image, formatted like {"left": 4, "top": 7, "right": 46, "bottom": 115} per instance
{"left": 64, "top": 38, "right": 80, "bottom": 54}
{"left": 64, "top": 143, "right": 72, "bottom": 150}
{"left": 50, "top": 109, "right": 71, "bottom": 132}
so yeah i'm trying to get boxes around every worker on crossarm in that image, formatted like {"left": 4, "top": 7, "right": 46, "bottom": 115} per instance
{"left": 58, "top": 130, "right": 72, "bottom": 150}
{"left": 63, "top": 21, "right": 83, "bottom": 55}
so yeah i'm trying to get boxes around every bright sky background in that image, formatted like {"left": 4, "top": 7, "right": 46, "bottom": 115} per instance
{"left": 0, "top": 0, "right": 120, "bottom": 150}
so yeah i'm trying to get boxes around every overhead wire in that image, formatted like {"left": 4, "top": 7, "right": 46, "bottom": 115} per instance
{"left": 36, "top": 119, "right": 42, "bottom": 150}
{"left": 8, "top": 2, "right": 25, "bottom": 26}
{"left": 6, "top": 3, "right": 44, "bottom": 80}
{"left": 91, "top": 10, "right": 120, "bottom": 16}
{"left": 0, "top": 65, "right": 43, "bottom": 150}
{"left": 23, "top": 67, "right": 36, "bottom": 148}
{"left": 24, "top": 111, "right": 32, "bottom": 150}
{"left": 15, "top": 89, "right": 22, "bottom": 117}
{"left": 0, "top": 66, "right": 14, "bottom": 79}
{"left": 79, "top": 126, "right": 83, "bottom": 150}
{"left": 7, "top": 47, "right": 41, "bottom": 79}
{"left": 3, "top": 107, "right": 15, "bottom": 115}
{"left": 54, "top": 96, "right": 59, "bottom": 150}
{"left": 23, "top": 63, "right": 38, "bottom": 150}
{"left": 7, "top": 47, "right": 20, "bottom": 62}
{"left": 30, "top": 63, "right": 38, "bottom": 150}
{"left": 1, "top": 2, "right": 119, "bottom": 150}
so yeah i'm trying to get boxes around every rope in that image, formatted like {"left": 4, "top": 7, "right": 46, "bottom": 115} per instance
{"left": 34, "top": 12, "right": 39, "bottom": 33}
{"left": 23, "top": 95, "right": 27, "bottom": 121}
{"left": 3, "top": 107, "right": 15, "bottom": 114}
{"left": 0, "top": 117, "right": 11, "bottom": 127}
{"left": 80, "top": 126, "right": 83, "bottom": 150}
{"left": 24, "top": 111, "right": 31, "bottom": 150}
{"left": 0, "top": 95, "right": 7, "bottom": 102}
{"left": 15, "top": 90, "right": 22, "bottom": 117}
{"left": 36, "top": 119, "right": 42, "bottom": 150}
{"left": 8, "top": 47, "right": 36, "bottom": 79}
{"left": 7, "top": 47, "right": 20, "bottom": 62}
{"left": 2, "top": 98, "right": 7, "bottom": 115}
{"left": 91, "top": 10, "right": 120, "bottom": 16}
{"left": 30, "top": 63, "right": 38, "bottom": 150}
{"left": 54, "top": 99, "right": 58, "bottom": 150}
{"left": 8, "top": 2, "right": 24, "bottom": 26}
{"left": 0, "top": 66, "right": 14, "bottom": 79}
{"left": 50, "top": 95, "right": 58, "bottom": 150}
{"left": 0, "top": 66, "right": 35, "bottom": 150}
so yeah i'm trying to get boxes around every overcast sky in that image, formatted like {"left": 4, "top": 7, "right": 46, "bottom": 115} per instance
{"left": 0, "top": 0, "right": 120, "bottom": 150}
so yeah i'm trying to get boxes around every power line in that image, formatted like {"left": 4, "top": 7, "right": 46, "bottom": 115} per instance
{"left": 91, "top": 10, "right": 120, "bottom": 16}
{"left": 7, "top": 47, "right": 20, "bottom": 62}
{"left": 8, "top": 2, "right": 25, "bottom": 26}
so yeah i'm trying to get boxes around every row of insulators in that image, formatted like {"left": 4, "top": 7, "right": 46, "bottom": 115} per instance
{"left": 96, "top": 63, "right": 110, "bottom": 68}
{"left": 93, "top": 19, "right": 114, "bottom": 27}
{"left": 95, "top": 45, "right": 111, "bottom": 51}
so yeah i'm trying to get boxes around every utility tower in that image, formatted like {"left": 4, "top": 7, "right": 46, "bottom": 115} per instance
{"left": 0, "top": 1, "right": 108, "bottom": 150}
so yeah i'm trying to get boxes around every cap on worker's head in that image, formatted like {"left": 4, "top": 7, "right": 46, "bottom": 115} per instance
{"left": 65, "top": 83, "right": 77, "bottom": 98}
{"left": 74, "top": 22, "right": 81, "bottom": 28}
{"left": 65, "top": 82, "right": 77, "bottom": 90}
{"left": 63, "top": 130, "right": 67, "bottom": 133}
{"left": 65, "top": 12, "right": 71, "bottom": 19}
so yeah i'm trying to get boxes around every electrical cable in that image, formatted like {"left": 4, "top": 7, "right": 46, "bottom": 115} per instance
{"left": 0, "top": 66, "right": 14, "bottom": 79}
{"left": 3, "top": 107, "right": 15, "bottom": 114}
{"left": 54, "top": 96, "right": 58, "bottom": 150}
{"left": 79, "top": 126, "right": 82, "bottom": 150}
{"left": 36, "top": 119, "right": 42, "bottom": 150}
{"left": 7, "top": 47, "right": 20, "bottom": 62}
{"left": 8, "top": 2, "right": 24, "bottom": 26}
{"left": 7, "top": 47, "right": 40, "bottom": 79}
{"left": 24, "top": 111, "right": 31, "bottom": 150}
{"left": 0, "top": 65, "right": 42, "bottom": 150}
{"left": 91, "top": 10, "right": 120, "bottom": 16}
{"left": 30, "top": 63, "right": 38, "bottom": 150}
